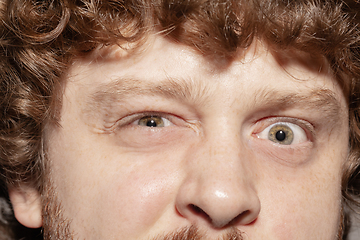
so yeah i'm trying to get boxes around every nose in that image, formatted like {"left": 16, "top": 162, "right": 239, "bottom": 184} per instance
{"left": 175, "top": 133, "right": 261, "bottom": 229}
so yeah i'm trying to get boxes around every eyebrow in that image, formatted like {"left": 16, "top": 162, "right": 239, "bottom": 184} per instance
{"left": 251, "top": 87, "right": 342, "bottom": 122}
{"left": 87, "top": 77, "right": 212, "bottom": 109}
{"left": 85, "top": 77, "right": 343, "bottom": 123}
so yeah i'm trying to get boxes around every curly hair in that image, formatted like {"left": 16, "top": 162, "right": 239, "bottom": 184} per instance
{"left": 1, "top": 0, "right": 360, "bottom": 218}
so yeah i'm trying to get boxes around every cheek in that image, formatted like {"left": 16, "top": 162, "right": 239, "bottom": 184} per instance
{"left": 271, "top": 195, "right": 341, "bottom": 239}
{"left": 45, "top": 102, "right": 201, "bottom": 237}
{"left": 258, "top": 164, "right": 343, "bottom": 239}
{"left": 47, "top": 129, "right": 189, "bottom": 238}
{"left": 96, "top": 162, "right": 180, "bottom": 232}
{"left": 247, "top": 133, "right": 345, "bottom": 238}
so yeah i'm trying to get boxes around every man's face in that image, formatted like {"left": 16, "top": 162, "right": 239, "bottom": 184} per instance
{"left": 43, "top": 37, "right": 348, "bottom": 239}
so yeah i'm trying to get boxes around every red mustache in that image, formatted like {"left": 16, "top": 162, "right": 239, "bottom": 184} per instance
{"left": 154, "top": 225, "right": 244, "bottom": 240}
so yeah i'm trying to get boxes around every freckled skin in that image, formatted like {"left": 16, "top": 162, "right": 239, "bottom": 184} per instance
{"left": 29, "top": 37, "right": 349, "bottom": 239}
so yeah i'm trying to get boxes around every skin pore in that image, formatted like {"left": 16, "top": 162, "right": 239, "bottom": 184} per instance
{"left": 11, "top": 36, "right": 349, "bottom": 239}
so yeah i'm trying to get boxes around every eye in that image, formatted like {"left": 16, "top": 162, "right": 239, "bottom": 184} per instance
{"left": 136, "top": 115, "right": 172, "bottom": 127}
{"left": 257, "top": 122, "right": 307, "bottom": 145}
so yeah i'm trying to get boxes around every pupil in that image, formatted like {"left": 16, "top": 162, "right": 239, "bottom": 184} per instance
{"left": 146, "top": 119, "right": 157, "bottom": 127}
{"left": 276, "top": 130, "right": 286, "bottom": 141}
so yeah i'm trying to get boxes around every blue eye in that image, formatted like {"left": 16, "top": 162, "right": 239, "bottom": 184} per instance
{"left": 257, "top": 122, "right": 307, "bottom": 145}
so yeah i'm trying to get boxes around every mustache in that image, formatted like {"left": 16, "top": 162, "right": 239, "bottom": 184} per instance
{"left": 154, "top": 225, "right": 244, "bottom": 240}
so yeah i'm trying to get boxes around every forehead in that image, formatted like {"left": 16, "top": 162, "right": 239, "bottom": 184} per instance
{"left": 65, "top": 36, "right": 345, "bottom": 105}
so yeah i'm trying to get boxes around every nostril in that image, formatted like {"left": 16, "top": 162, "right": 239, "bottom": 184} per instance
{"left": 189, "top": 204, "right": 211, "bottom": 222}
{"left": 190, "top": 204, "right": 206, "bottom": 215}
{"left": 229, "top": 210, "right": 249, "bottom": 225}
{"left": 188, "top": 205, "right": 256, "bottom": 228}
{"left": 230, "top": 210, "right": 258, "bottom": 227}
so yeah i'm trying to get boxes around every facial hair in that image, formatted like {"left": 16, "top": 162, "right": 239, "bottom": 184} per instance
{"left": 154, "top": 226, "right": 244, "bottom": 240}
{"left": 41, "top": 183, "right": 74, "bottom": 240}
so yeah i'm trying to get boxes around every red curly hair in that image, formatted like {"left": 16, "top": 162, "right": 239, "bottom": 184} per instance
{"left": 1, "top": 0, "right": 360, "bottom": 226}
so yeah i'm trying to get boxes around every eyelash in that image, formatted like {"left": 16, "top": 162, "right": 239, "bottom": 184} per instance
{"left": 114, "top": 112, "right": 176, "bottom": 129}
{"left": 112, "top": 111, "right": 315, "bottom": 145}
{"left": 253, "top": 117, "right": 315, "bottom": 145}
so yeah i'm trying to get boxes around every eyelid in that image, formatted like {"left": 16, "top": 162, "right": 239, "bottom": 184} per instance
{"left": 253, "top": 117, "right": 315, "bottom": 142}
{"left": 134, "top": 115, "right": 173, "bottom": 127}
{"left": 112, "top": 111, "right": 180, "bottom": 129}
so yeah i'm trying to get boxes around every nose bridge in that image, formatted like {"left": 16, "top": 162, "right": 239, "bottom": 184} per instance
{"left": 197, "top": 119, "right": 250, "bottom": 185}
{"left": 175, "top": 123, "right": 261, "bottom": 228}
{"left": 199, "top": 128, "right": 246, "bottom": 184}
{"left": 199, "top": 128, "right": 256, "bottom": 205}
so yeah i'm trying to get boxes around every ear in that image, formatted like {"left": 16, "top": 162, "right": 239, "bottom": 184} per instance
{"left": 8, "top": 187, "right": 42, "bottom": 228}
